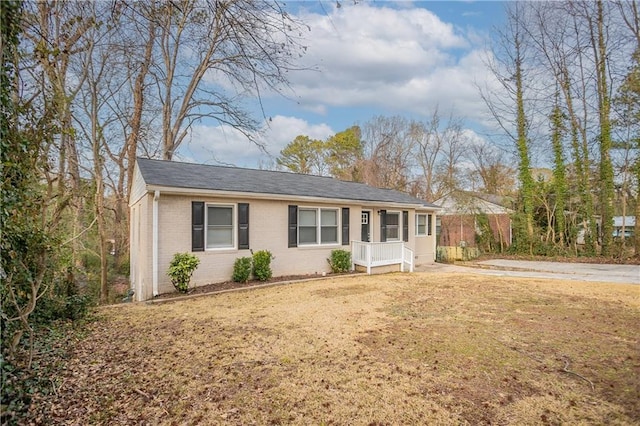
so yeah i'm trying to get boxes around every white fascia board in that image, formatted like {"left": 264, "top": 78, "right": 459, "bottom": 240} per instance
{"left": 128, "top": 192, "right": 147, "bottom": 207}
{"left": 418, "top": 206, "right": 442, "bottom": 212}
{"left": 128, "top": 163, "right": 149, "bottom": 207}
{"left": 144, "top": 185, "right": 434, "bottom": 211}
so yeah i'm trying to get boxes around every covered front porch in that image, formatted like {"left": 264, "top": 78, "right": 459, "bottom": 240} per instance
{"left": 351, "top": 240, "right": 414, "bottom": 274}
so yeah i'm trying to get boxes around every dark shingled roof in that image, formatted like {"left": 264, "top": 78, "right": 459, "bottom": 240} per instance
{"left": 137, "top": 158, "right": 437, "bottom": 207}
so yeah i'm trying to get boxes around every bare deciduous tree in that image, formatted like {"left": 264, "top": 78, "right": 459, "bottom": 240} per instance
{"left": 22, "top": 1, "right": 97, "bottom": 265}
{"left": 360, "top": 116, "right": 416, "bottom": 192}
{"left": 480, "top": 2, "right": 536, "bottom": 250}
{"left": 150, "top": 0, "right": 304, "bottom": 160}
{"left": 464, "top": 141, "right": 515, "bottom": 196}
{"left": 413, "top": 109, "right": 467, "bottom": 201}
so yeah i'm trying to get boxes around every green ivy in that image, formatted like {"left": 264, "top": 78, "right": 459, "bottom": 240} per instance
{"left": 474, "top": 213, "right": 496, "bottom": 254}
{"left": 550, "top": 98, "right": 568, "bottom": 246}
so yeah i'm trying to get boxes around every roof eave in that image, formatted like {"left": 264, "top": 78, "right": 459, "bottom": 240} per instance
{"left": 144, "top": 184, "right": 436, "bottom": 210}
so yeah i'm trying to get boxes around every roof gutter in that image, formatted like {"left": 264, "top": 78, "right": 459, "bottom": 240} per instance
{"left": 144, "top": 185, "right": 438, "bottom": 211}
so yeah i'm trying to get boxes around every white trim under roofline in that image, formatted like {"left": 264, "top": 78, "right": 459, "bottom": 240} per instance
{"left": 144, "top": 185, "right": 438, "bottom": 211}
{"left": 129, "top": 191, "right": 147, "bottom": 207}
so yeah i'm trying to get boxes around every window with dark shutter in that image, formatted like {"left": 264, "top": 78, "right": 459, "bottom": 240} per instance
{"left": 341, "top": 208, "right": 350, "bottom": 245}
{"left": 385, "top": 211, "right": 400, "bottom": 241}
{"left": 192, "top": 201, "right": 205, "bottom": 252}
{"left": 380, "top": 210, "right": 387, "bottom": 242}
{"left": 288, "top": 205, "right": 298, "bottom": 248}
{"left": 238, "top": 203, "right": 249, "bottom": 249}
{"left": 403, "top": 211, "right": 409, "bottom": 242}
{"left": 206, "top": 206, "right": 234, "bottom": 248}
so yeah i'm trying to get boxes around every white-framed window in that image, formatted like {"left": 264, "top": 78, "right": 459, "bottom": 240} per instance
{"left": 386, "top": 211, "right": 400, "bottom": 241}
{"left": 206, "top": 204, "right": 235, "bottom": 249}
{"left": 299, "top": 209, "right": 317, "bottom": 244}
{"left": 361, "top": 212, "right": 369, "bottom": 225}
{"left": 321, "top": 209, "right": 338, "bottom": 244}
{"left": 299, "top": 207, "right": 339, "bottom": 245}
{"left": 415, "top": 213, "right": 433, "bottom": 236}
{"left": 416, "top": 213, "right": 427, "bottom": 236}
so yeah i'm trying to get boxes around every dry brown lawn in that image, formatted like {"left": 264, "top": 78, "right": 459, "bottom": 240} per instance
{"left": 32, "top": 273, "right": 639, "bottom": 425}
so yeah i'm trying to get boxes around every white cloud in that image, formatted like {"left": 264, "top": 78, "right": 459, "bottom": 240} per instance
{"left": 462, "top": 128, "right": 491, "bottom": 147}
{"left": 280, "top": 3, "right": 497, "bottom": 124}
{"left": 176, "top": 116, "right": 335, "bottom": 168}
{"left": 257, "top": 115, "right": 334, "bottom": 149}
{"left": 178, "top": 3, "right": 506, "bottom": 168}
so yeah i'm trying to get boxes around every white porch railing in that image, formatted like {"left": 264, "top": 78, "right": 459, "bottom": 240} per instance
{"left": 351, "top": 241, "right": 414, "bottom": 274}
{"left": 403, "top": 244, "right": 414, "bottom": 273}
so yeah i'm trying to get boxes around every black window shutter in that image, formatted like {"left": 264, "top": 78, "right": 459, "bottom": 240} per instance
{"left": 380, "top": 210, "right": 387, "bottom": 242}
{"left": 428, "top": 214, "right": 433, "bottom": 236}
{"left": 288, "top": 205, "right": 298, "bottom": 248}
{"left": 341, "top": 207, "right": 350, "bottom": 245}
{"left": 238, "top": 203, "right": 249, "bottom": 249}
{"left": 192, "top": 201, "right": 205, "bottom": 252}
{"left": 403, "top": 211, "right": 409, "bottom": 242}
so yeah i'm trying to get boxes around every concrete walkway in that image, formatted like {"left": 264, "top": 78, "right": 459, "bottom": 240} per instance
{"left": 417, "top": 259, "right": 640, "bottom": 285}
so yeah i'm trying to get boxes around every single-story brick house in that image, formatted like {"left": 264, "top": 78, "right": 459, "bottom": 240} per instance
{"left": 433, "top": 191, "right": 513, "bottom": 251}
{"left": 129, "top": 158, "right": 440, "bottom": 301}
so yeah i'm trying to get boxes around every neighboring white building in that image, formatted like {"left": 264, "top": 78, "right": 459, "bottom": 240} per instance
{"left": 577, "top": 216, "right": 636, "bottom": 244}
{"left": 613, "top": 216, "right": 636, "bottom": 238}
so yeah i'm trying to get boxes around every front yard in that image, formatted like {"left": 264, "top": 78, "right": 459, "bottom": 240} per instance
{"left": 30, "top": 272, "right": 639, "bottom": 425}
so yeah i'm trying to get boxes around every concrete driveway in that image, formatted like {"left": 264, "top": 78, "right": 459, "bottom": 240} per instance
{"left": 418, "top": 259, "right": 640, "bottom": 285}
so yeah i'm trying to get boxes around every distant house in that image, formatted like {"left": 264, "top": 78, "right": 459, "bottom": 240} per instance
{"left": 432, "top": 191, "right": 513, "bottom": 251}
{"left": 613, "top": 216, "right": 635, "bottom": 239}
{"left": 577, "top": 215, "right": 636, "bottom": 244}
{"left": 129, "top": 158, "right": 440, "bottom": 301}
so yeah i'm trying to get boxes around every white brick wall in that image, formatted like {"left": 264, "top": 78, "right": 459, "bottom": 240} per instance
{"left": 132, "top": 192, "right": 437, "bottom": 299}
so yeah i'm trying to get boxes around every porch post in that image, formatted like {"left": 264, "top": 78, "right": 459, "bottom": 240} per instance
{"left": 366, "top": 242, "right": 371, "bottom": 274}
{"left": 350, "top": 240, "right": 355, "bottom": 271}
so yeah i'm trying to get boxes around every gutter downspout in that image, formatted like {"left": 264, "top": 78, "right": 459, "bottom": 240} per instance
{"left": 153, "top": 190, "right": 160, "bottom": 297}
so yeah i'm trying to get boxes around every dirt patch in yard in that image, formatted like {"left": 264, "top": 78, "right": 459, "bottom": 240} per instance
{"left": 28, "top": 272, "right": 639, "bottom": 425}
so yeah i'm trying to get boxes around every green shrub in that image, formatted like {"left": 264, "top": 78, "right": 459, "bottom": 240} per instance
{"left": 252, "top": 250, "right": 273, "bottom": 281}
{"left": 328, "top": 249, "right": 351, "bottom": 273}
{"left": 117, "top": 258, "right": 131, "bottom": 276}
{"left": 167, "top": 253, "right": 200, "bottom": 293}
{"left": 232, "top": 257, "right": 252, "bottom": 283}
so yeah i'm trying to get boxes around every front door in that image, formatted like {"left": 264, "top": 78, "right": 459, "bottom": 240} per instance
{"left": 361, "top": 211, "right": 371, "bottom": 242}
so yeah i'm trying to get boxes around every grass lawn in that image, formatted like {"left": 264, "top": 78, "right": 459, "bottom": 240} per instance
{"left": 31, "top": 272, "right": 639, "bottom": 425}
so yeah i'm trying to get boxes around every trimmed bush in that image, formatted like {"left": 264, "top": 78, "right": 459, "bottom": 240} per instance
{"left": 328, "top": 249, "right": 351, "bottom": 273}
{"left": 252, "top": 250, "right": 273, "bottom": 281}
{"left": 232, "top": 257, "right": 252, "bottom": 283}
{"left": 167, "top": 253, "right": 200, "bottom": 293}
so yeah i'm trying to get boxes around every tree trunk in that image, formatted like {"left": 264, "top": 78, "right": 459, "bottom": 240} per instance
{"left": 550, "top": 100, "right": 567, "bottom": 246}
{"left": 514, "top": 33, "right": 535, "bottom": 252}
{"left": 595, "top": 1, "right": 615, "bottom": 256}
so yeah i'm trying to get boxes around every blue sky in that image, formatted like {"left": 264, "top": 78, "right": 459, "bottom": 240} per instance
{"left": 179, "top": 1, "right": 507, "bottom": 168}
